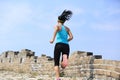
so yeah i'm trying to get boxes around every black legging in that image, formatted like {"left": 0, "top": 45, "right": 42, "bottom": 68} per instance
{"left": 54, "top": 43, "right": 69, "bottom": 66}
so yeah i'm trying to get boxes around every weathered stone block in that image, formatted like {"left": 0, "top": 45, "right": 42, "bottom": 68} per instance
{"left": 94, "top": 59, "right": 104, "bottom": 64}
{"left": 110, "top": 71, "right": 120, "bottom": 79}
{"left": 95, "top": 69, "right": 105, "bottom": 75}
{"left": 115, "top": 61, "right": 120, "bottom": 67}
{"left": 94, "top": 55, "right": 102, "bottom": 59}
{"left": 106, "top": 70, "right": 111, "bottom": 76}
{"left": 115, "top": 67, "right": 120, "bottom": 73}
{"left": 106, "top": 65, "right": 115, "bottom": 71}
{"left": 93, "top": 64, "right": 106, "bottom": 70}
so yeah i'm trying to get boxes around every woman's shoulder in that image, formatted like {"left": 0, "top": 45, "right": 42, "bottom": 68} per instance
{"left": 64, "top": 26, "right": 70, "bottom": 32}
{"left": 54, "top": 24, "right": 61, "bottom": 31}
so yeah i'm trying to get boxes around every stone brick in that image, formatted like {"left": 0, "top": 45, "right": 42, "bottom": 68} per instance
{"left": 93, "top": 64, "right": 106, "bottom": 70}
{"left": 115, "top": 67, "right": 120, "bottom": 73}
{"left": 95, "top": 69, "right": 105, "bottom": 75}
{"left": 106, "top": 70, "right": 111, "bottom": 76}
{"left": 94, "top": 59, "right": 104, "bottom": 64}
{"left": 115, "top": 61, "right": 120, "bottom": 67}
{"left": 106, "top": 65, "right": 115, "bottom": 71}
{"left": 94, "top": 55, "right": 102, "bottom": 59}
{"left": 110, "top": 71, "right": 120, "bottom": 79}
{"left": 71, "top": 51, "right": 93, "bottom": 58}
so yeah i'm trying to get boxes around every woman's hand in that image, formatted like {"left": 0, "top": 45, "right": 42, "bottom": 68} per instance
{"left": 49, "top": 39, "right": 54, "bottom": 44}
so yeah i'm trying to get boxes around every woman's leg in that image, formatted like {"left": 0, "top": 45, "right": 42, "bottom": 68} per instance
{"left": 54, "top": 66, "right": 60, "bottom": 79}
{"left": 61, "top": 54, "right": 68, "bottom": 68}
{"left": 54, "top": 43, "right": 61, "bottom": 79}
{"left": 61, "top": 44, "right": 69, "bottom": 68}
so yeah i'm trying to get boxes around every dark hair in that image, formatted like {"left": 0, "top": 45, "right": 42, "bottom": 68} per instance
{"left": 58, "top": 10, "right": 73, "bottom": 23}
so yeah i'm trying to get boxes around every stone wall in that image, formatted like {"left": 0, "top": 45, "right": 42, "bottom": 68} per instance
{"left": 0, "top": 49, "right": 120, "bottom": 80}
{"left": 65, "top": 51, "right": 120, "bottom": 80}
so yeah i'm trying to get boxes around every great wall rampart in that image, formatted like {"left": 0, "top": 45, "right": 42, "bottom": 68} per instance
{"left": 0, "top": 49, "right": 120, "bottom": 80}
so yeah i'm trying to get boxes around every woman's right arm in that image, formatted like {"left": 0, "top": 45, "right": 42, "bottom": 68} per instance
{"left": 50, "top": 26, "right": 59, "bottom": 44}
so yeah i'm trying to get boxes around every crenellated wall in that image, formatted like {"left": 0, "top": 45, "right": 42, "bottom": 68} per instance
{"left": 0, "top": 49, "right": 120, "bottom": 79}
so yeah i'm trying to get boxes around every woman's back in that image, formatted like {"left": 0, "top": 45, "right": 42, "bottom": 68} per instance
{"left": 56, "top": 25, "right": 68, "bottom": 44}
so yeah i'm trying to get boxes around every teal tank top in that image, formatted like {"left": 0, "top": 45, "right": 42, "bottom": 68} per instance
{"left": 56, "top": 25, "right": 68, "bottom": 44}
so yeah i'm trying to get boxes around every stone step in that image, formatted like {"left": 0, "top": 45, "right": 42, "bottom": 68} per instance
{"left": 65, "top": 64, "right": 120, "bottom": 74}
{"left": 64, "top": 69, "right": 120, "bottom": 78}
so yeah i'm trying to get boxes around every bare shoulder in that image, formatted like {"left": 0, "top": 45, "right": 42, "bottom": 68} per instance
{"left": 65, "top": 26, "right": 70, "bottom": 32}
{"left": 54, "top": 25, "right": 60, "bottom": 31}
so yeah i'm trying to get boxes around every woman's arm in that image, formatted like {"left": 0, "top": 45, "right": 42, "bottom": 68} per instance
{"left": 50, "top": 26, "right": 59, "bottom": 44}
{"left": 66, "top": 27, "right": 73, "bottom": 42}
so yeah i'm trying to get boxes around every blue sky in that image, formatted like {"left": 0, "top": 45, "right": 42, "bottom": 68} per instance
{"left": 0, "top": 0, "right": 120, "bottom": 60}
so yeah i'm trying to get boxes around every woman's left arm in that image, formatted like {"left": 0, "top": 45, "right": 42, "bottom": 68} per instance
{"left": 66, "top": 27, "right": 73, "bottom": 42}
